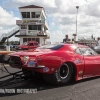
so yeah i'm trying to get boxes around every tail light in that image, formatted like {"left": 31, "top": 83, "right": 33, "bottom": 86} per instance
{"left": 20, "top": 56, "right": 37, "bottom": 67}
{"left": 20, "top": 56, "right": 29, "bottom": 65}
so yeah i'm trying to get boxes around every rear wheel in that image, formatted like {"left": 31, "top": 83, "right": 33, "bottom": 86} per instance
{"left": 43, "top": 63, "right": 73, "bottom": 85}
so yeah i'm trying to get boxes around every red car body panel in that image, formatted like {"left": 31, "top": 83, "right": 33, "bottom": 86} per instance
{"left": 8, "top": 44, "right": 100, "bottom": 81}
{"left": 83, "top": 55, "right": 100, "bottom": 77}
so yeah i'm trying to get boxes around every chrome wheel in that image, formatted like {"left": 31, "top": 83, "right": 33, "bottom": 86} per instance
{"left": 59, "top": 64, "right": 69, "bottom": 79}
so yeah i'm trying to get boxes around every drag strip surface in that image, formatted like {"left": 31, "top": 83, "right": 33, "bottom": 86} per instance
{"left": 0, "top": 66, "right": 100, "bottom": 100}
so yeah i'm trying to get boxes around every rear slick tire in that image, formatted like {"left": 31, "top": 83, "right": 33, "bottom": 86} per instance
{"left": 43, "top": 63, "right": 73, "bottom": 85}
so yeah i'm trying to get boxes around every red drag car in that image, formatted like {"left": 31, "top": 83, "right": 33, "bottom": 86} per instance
{"left": 1, "top": 44, "right": 100, "bottom": 85}
{"left": 15, "top": 41, "right": 39, "bottom": 50}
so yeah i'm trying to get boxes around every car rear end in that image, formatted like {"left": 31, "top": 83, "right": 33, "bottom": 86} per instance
{"left": 8, "top": 51, "right": 57, "bottom": 74}
{"left": 8, "top": 44, "right": 64, "bottom": 73}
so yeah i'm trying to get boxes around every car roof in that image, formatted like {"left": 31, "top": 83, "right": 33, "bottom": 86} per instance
{"left": 60, "top": 43, "right": 88, "bottom": 48}
{"left": 58, "top": 43, "right": 89, "bottom": 52}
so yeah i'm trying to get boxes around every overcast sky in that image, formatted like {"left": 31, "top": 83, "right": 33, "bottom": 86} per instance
{"left": 0, "top": 0, "right": 100, "bottom": 42}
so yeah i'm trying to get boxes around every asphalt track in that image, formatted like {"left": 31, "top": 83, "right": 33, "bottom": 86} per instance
{"left": 0, "top": 65, "right": 100, "bottom": 100}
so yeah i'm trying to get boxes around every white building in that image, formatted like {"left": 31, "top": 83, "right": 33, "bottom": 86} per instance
{"left": 16, "top": 5, "right": 50, "bottom": 45}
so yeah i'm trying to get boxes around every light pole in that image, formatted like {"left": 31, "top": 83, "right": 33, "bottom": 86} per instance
{"left": 76, "top": 6, "right": 79, "bottom": 41}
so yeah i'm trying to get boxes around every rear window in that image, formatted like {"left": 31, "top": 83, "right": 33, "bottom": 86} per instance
{"left": 37, "top": 44, "right": 63, "bottom": 50}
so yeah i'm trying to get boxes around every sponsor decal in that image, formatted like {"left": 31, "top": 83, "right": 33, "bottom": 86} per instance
{"left": 74, "top": 59, "right": 81, "bottom": 64}
{"left": 79, "top": 70, "right": 83, "bottom": 75}
{"left": 27, "top": 61, "right": 36, "bottom": 67}
{"left": 24, "top": 61, "right": 27, "bottom": 65}
{"left": 43, "top": 67, "right": 50, "bottom": 72}
{"left": 23, "top": 56, "right": 29, "bottom": 65}
{"left": 24, "top": 58, "right": 27, "bottom": 61}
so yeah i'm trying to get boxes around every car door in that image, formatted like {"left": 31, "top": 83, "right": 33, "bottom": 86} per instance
{"left": 80, "top": 47, "right": 100, "bottom": 77}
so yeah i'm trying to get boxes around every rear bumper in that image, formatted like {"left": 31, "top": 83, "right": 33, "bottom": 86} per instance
{"left": 0, "top": 55, "right": 54, "bottom": 74}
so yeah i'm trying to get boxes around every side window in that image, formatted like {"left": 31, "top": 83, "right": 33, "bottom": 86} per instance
{"left": 89, "top": 48, "right": 98, "bottom": 55}
{"left": 75, "top": 48, "right": 82, "bottom": 55}
{"left": 80, "top": 47, "right": 98, "bottom": 56}
{"left": 79, "top": 48, "right": 89, "bottom": 55}
{"left": 83, "top": 49, "right": 92, "bottom": 56}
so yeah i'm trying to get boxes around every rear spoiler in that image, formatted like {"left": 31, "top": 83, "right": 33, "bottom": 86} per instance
{"left": 0, "top": 54, "right": 10, "bottom": 64}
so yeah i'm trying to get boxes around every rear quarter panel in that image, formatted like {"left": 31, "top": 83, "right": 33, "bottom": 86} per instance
{"left": 36, "top": 48, "right": 84, "bottom": 80}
